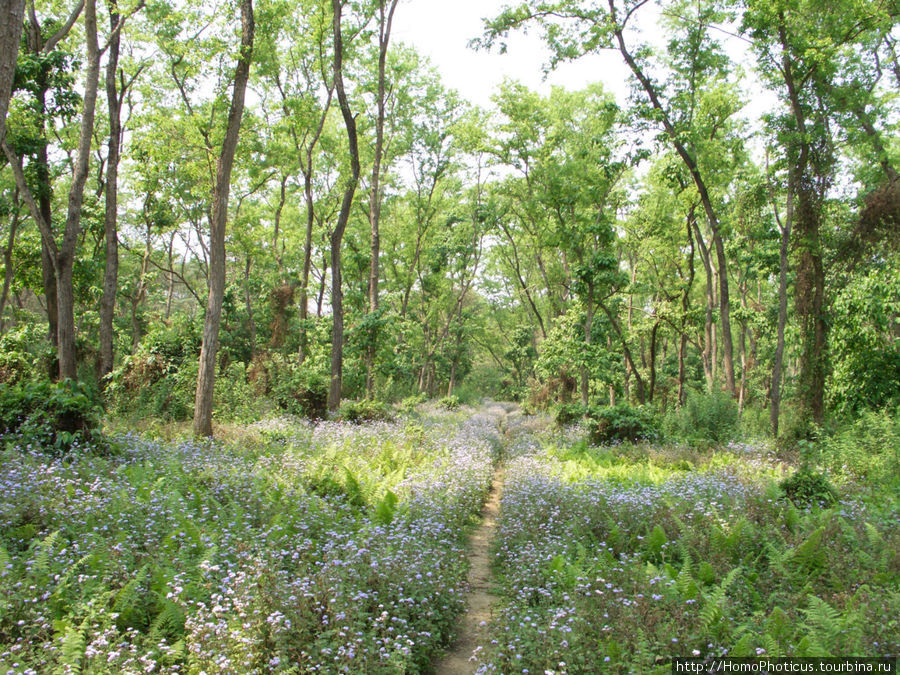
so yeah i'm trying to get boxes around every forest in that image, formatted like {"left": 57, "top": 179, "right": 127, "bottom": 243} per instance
{"left": 0, "top": 0, "right": 898, "bottom": 672}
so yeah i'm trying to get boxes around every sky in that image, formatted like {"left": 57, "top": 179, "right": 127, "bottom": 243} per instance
{"left": 390, "top": 0, "right": 775, "bottom": 130}
{"left": 390, "top": 0, "right": 634, "bottom": 109}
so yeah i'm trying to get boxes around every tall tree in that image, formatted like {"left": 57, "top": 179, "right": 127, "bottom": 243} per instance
{"left": 326, "top": 0, "right": 362, "bottom": 412}
{"left": 193, "top": 0, "right": 255, "bottom": 436}
{"left": 364, "top": 0, "right": 399, "bottom": 397}
{"left": 3, "top": 0, "right": 100, "bottom": 380}
{"left": 0, "top": 0, "right": 25, "bottom": 143}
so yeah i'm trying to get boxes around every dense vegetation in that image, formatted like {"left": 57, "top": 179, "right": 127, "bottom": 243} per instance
{"left": 0, "top": 0, "right": 898, "bottom": 670}
{"left": 0, "top": 0, "right": 896, "bottom": 438}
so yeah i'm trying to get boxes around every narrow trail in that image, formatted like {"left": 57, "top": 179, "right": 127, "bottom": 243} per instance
{"left": 435, "top": 405, "right": 514, "bottom": 674}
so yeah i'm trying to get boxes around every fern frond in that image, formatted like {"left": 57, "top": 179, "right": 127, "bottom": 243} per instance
{"left": 33, "top": 530, "right": 60, "bottom": 577}
{"left": 801, "top": 595, "right": 841, "bottom": 654}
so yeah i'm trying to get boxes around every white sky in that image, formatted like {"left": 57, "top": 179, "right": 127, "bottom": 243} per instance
{"left": 391, "top": 0, "right": 633, "bottom": 109}
{"left": 391, "top": 0, "right": 776, "bottom": 131}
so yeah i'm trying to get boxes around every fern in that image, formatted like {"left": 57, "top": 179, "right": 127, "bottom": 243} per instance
{"left": 730, "top": 632, "right": 754, "bottom": 657}
{"left": 699, "top": 567, "right": 739, "bottom": 632}
{"left": 676, "top": 552, "right": 698, "bottom": 599}
{"left": 782, "top": 526, "right": 827, "bottom": 577}
{"left": 58, "top": 616, "right": 89, "bottom": 671}
{"left": 31, "top": 530, "right": 60, "bottom": 580}
{"left": 149, "top": 598, "right": 186, "bottom": 641}
{"left": 113, "top": 564, "right": 149, "bottom": 629}
{"left": 801, "top": 595, "right": 841, "bottom": 654}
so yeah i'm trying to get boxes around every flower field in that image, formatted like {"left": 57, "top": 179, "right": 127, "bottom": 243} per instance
{"left": 0, "top": 406, "right": 503, "bottom": 674}
{"left": 477, "top": 415, "right": 900, "bottom": 673}
{"left": 2, "top": 404, "right": 898, "bottom": 674}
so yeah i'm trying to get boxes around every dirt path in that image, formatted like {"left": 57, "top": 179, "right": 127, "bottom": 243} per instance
{"left": 434, "top": 465, "right": 504, "bottom": 674}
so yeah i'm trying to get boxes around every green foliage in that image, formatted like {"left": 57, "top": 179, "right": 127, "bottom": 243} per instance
{"left": 438, "top": 395, "right": 461, "bottom": 411}
{"left": 337, "top": 399, "right": 396, "bottom": 424}
{"left": 0, "top": 379, "right": 102, "bottom": 452}
{"left": 819, "top": 408, "right": 900, "bottom": 483}
{"left": 398, "top": 393, "right": 427, "bottom": 414}
{"left": 780, "top": 470, "right": 838, "bottom": 508}
{"left": 0, "top": 325, "right": 56, "bottom": 385}
{"left": 555, "top": 403, "right": 587, "bottom": 426}
{"left": 664, "top": 390, "right": 739, "bottom": 445}
{"left": 106, "top": 316, "right": 202, "bottom": 421}
{"left": 264, "top": 354, "right": 329, "bottom": 420}
{"left": 586, "top": 403, "right": 659, "bottom": 444}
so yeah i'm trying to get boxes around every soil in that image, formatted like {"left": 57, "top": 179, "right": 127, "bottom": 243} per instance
{"left": 434, "top": 465, "right": 504, "bottom": 674}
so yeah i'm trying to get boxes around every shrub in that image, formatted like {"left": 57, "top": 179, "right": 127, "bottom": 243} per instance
{"left": 780, "top": 469, "right": 838, "bottom": 508}
{"left": 820, "top": 408, "right": 900, "bottom": 482}
{"left": 438, "top": 395, "right": 461, "bottom": 411}
{"left": 555, "top": 403, "right": 588, "bottom": 426}
{"left": 337, "top": 399, "right": 395, "bottom": 424}
{"left": 398, "top": 393, "right": 427, "bottom": 414}
{"left": 264, "top": 353, "right": 328, "bottom": 420}
{"left": 0, "top": 379, "right": 102, "bottom": 452}
{"left": 0, "top": 324, "right": 56, "bottom": 384}
{"left": 665, "top": 390, "right": 739, "bottom": 445}
{"left": 106, "top": 317, "right": 202, "bottom": 420}
{"left": 587, "top": 403, "right": 658, "bottom": 444}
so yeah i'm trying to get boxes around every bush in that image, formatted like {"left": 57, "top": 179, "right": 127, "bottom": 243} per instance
{"left": 438, "top": 395, "right": 461, "bottom": 411}
{"left": 106, "top": 317, "right": 202, "bottom": 420}
{"left": 780, "top": 469, "right": 838, "bottom": 508}
{"left": 0, "top": 379, "right": 102, "bottom": 452}
{"left": 555, "top": 403, "right": 588, "bottom": 426}
{"left": 263, "top": 353, "right": 328, "bottom": 420}
{"left": 820, "top": 408, "right": 900, "bottom": 482}
{"left": 664, "top": 390, "right": 739, "bottom": 445}
{"left": 337, "top": 400, "right": 395, "bottom": 424}
{"left": 0, "top": 324, "right": 56, "bottom": 384}
{"left": 398, "top": 393, "right": 427, "bottom": 414}
{"left": 586, "top": 403, "right": 658, "bottom": 444}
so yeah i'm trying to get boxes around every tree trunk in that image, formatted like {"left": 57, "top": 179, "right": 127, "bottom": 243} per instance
{"left": 243, "top": 255, "right": 256, "bottom": 357}
{"left": 193, "top": 0, "right": 254, "bottom": 437}
{"left": 365, "top": 0, "right": 399, "bottom": 398}
{"left": 327, "top": 0, "right": 362, "bottom": 412}
{"left": 0, "top": 192, "right": 19, "bottom": 333}
{"left": 52, "top": 0, "right": 100, "bottom": 380}
{"left": 0, "top": 0, "right": 24, "bottom": 142}
{"left": 580, "top": 290, "right": 594, "bottom": 407}
{"left": 779, "top": 24, "right": 828, "bottom": 429}
{"left": 99, "top": 0, "right": 122, "bottom": 383}
{"left": 770, "top": 181, "right": 793, "bottom": 437}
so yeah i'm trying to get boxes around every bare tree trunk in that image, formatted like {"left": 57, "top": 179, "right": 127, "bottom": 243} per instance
{"left": 770, "top": 182, "right": 793, "bottom": 437}
{"left": 580, "top": 291, "right": 594, "bottom": 407}
{"left": 99, "top": 0, "right": 123, "bottom": 383}
{"left": 327, "top": 0, "right": 362, "bottom": 412}
{"left": 365, "top": 0, "right": 399, "bottom": 398}
{"left": 0, "top": 0, "right": 24, "bottom": 143}
{"left": 193, "top": 0, "right": 254, "bottom": 437}
{"left": 165, "top": 231, "right": 175, "bottom": 319}
{"left": 243, "top": 255, "right": 256, "bottom": 357}
{"left": 0, "top": 191, "right": 19, "bottom": 333}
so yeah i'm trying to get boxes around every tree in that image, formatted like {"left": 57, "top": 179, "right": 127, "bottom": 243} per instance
{"left": 326, "top": 0, "right": 362, "bottom": 411}
{"left": 0, "top": 0, "right": 25, "bottom": 144}
{"left": 193, "top": 0, "right": 255, "bottom": 437}
{"left": 364, "top": 0, "right": 399, "bottom": 397}
{"left": 480, "top": 0, "right": 741, "bottom": 397}
{"left": 3, "top": 0, "right": 101, "bottom": 380}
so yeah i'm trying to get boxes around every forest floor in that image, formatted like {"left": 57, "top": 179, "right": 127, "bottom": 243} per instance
{"left": 1, "top": 403, "right": 898, "bottom": 673}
